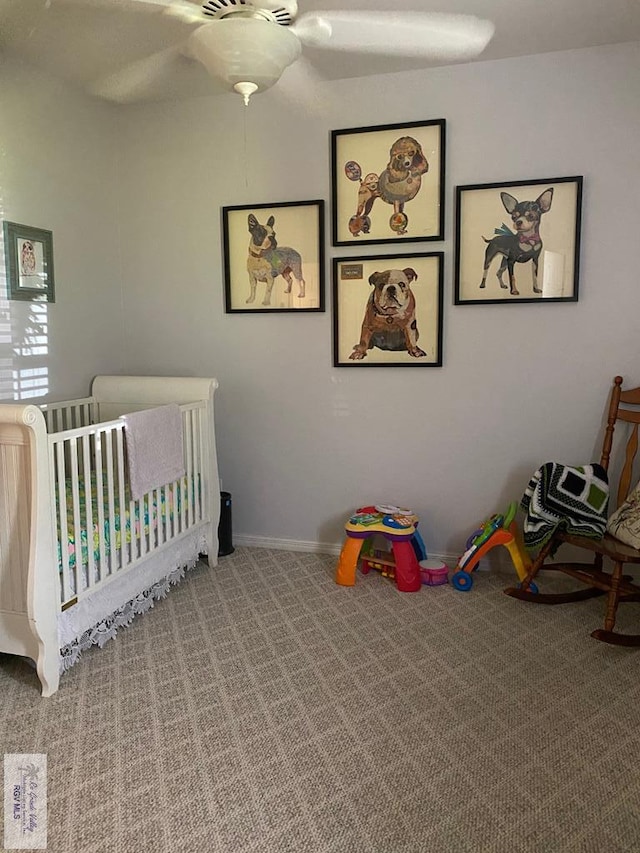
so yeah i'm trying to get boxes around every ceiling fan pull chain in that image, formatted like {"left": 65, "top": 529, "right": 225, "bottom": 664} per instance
{"left": 243, "top": 107, "right": 249, "bottom": 189}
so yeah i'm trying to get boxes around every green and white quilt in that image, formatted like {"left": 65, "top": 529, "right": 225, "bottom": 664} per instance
{"left": 521, "top": 462, "right": 609, "bottom": 551}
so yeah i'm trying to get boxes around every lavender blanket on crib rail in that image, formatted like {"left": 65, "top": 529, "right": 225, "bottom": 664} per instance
{"left": 121, "top": 404, "right": 185, "bottom": 500}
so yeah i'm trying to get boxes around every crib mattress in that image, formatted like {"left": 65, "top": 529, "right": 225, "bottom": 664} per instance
{"left": 57, "top": 476, "right": 198, "bottom": 592}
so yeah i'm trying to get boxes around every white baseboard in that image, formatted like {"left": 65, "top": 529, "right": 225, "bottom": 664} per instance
{"left": 233, "top": 533, "right": 459, "bottom": 566}
{"left": 233, "top": 534, "right": 343, "bottom": 555}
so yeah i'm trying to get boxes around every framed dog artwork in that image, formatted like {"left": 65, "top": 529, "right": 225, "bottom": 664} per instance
{"left": 3, "top": 220, "right": 55, "bottom": 303}
{"left": 454, "top": 176, "right": 583, "bottom": 305}
{"left": 333, "top": 252, "right": 444, "bottom": 368}
{"left": 331, "top": 119, "right": 446, "bottom": 246}
{"left": 222, "top": 199, "right": 325, "bottom": 313}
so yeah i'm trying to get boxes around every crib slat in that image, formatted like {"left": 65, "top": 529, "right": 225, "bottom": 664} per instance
{"left": 69, "top": 436, "right": 86, "bottom": 593}
{"left": 171, "top": 481, "right": 177, "bottom": 538}
{"left": 94, "top": 428, "right": 107, "bottom": 579}
{"left": 158, "top": 486, "right": 164, "bottom": 545}
{"left": 82, "top": 433, "right": 96, "bottom": 585}
{"left": 185, "top": 409, "right": 193, "bottom": 528}
{"left": 134, "top": 496, "right": 142, "bottom": 559}
{"left": 196, "top": 406, "right": 203, "bottom": 521}
{"left": 140, "top": 493, "right": 148, "bottom": 557}
{"left": 194, "top": 407, "right": 200, "bottom": 522}
{"left": 105, "top": 428, "right": 117, "bottom": 576}
{"left": 128, "top": 496, "right": 137, "bottom": 562}
{"left": 182, "top": 409, "right": 193, "bottom": 527}
{"left": 116, "top": 428, "right": 127, "bottom": 571}
{"left": 54, "top": 439, "right": 73, "bottom": 602}
{"left": 163, "top": 484, "right": 170, "bottom": 542}
{"left": 47, "top": 441, "right": 58, "bottom": 599}
{"left": 194, "top": 405, "right": 201, "bottom": 522}
{"left": 152, "top": 487, "right": 160, "bottom": 548}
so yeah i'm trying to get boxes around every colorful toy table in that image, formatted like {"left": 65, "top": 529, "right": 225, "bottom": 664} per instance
{"left": 335, "top": 505, "right": 423, "bottom": 592}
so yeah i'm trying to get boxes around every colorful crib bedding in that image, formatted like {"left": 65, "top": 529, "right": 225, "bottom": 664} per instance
{"left": 57, "top": 474, "right": 199, "bottom": 592}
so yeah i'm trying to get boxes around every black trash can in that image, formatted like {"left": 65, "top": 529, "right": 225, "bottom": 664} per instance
{"left": 218, "top": 491, "right": 234, "bottom": 556}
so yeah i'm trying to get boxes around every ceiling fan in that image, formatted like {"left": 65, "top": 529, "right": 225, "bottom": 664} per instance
{"left": 86, "top": 0, "right": 496, "bottom": 105}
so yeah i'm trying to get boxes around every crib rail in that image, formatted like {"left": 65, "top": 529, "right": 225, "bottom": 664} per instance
{"left": 49, "top": 401, "right": 208, "bottom": 608}
{"left": 41, "top": 397, "right": 95, "bottom": 432}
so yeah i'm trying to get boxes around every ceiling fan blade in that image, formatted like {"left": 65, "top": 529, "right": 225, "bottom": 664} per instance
{"left": 292, "top": 11, "right": 495, "bottom": 60}
{"left": 273, "top": 55, "right": 330, "bottom": 116}
{"left": 57, "top": 0, "right": 205, "bottom": 22}
{"left": 88, "top": 45, "right": 183, "bottom": 102}
{"left": 158, "top": 0, "right": 206, "bottom": 24}
{"left": 52, "top": 0, "right": 179, "bottom": 10}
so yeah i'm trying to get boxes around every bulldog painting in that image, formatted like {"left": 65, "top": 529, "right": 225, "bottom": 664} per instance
{"left": 349, "top": 267, "right": 426, "bottom": 360}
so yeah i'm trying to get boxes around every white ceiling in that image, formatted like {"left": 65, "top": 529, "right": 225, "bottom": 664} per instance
{"left": 1, "top": 0, "right": 639, "bottom": 104}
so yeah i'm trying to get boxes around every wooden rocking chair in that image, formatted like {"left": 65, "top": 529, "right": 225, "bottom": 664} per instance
{"left": 505, "top": 376, "right": 640, "bottom": 646}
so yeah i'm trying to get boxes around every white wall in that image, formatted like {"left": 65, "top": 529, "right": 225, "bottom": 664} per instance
{"left": 0, "top": 60, "right": 125, "bottom": 401}
{"left": 14, "top": 42, "right": 638, "bottom": 560}
{"left": 116, "top": 41, "right": 640, "bottom": 558}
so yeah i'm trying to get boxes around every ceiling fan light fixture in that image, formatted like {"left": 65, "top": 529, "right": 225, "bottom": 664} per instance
{"left": 234, "top": 81, "right": 259, "bottom": 105}
{"left": 187, "top": 19, "right": 301, "bottom": 100}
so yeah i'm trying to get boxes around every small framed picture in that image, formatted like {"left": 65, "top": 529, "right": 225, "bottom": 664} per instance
{"left": 331, "top": 119, "right": 445, "bottom": 246}
{"left": 3, "top": 221, "right": 55, "bottom": 302}
{"left": 333, "top": 252, "right": 444, "bottom": 367}
{"left": 454, "top": 176, "right": 583, "bottom": 305}
{"left": 222, "top": 200, "right": 324, "bottom": 313}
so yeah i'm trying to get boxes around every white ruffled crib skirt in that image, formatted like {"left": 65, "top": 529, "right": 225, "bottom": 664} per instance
{"left": 58, "top": 528, "right": 208, "bottom": 672}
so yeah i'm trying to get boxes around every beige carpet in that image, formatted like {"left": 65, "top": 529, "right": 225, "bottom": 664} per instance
{"left": 2, "top": 547, "right": 640, "bottom": 852}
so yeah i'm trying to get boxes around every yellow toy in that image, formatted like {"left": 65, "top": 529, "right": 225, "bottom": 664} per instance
{"left": 451, "top": 502, "right": 535, "bottom": 592}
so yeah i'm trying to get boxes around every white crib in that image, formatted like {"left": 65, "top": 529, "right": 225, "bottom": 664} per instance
{"left": 0, "top": 375, "right": 220, "bottom": 697}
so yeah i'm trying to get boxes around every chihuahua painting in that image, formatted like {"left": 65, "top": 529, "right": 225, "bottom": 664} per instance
{"left": 479, "top": 188, "right": 554, "bottom": 296}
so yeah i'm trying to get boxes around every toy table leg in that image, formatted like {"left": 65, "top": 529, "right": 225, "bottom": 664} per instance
{"left": 391, "top": 539, "right": 422, "bottom": 592}
{"left": 336, "top": 536, "right": 364, "bottom": 586}
{"left": 411, "top": 528, "right": 427, "bottom": 561}
{"left": 503, "top": 538, "right": 531, "bottom": 583}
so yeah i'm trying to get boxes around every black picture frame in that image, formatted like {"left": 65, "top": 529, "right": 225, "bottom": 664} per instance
{"left": 331, "top": 119, "right": 446, "bottom": 246}
{"left": 3, "top": 220, "right": 55, "bottom": 303}
{"left": 454, "top": 176, "right": 583, "bottom": 305}
{"left": 333, "top": 252, "right": 444, "bottom": 367}
{"left": 222, "top": 200, "right": 325, "bottom": 313}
